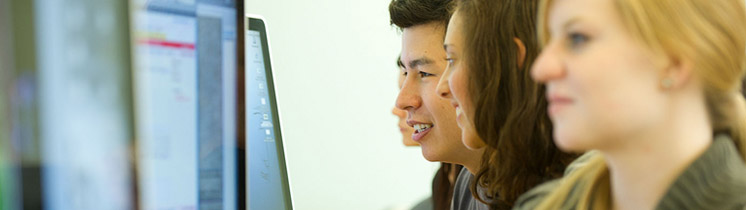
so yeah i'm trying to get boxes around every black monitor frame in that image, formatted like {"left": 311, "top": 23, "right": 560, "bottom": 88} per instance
{"left": 241, "top": 16, "right": 294, "bottom": 210}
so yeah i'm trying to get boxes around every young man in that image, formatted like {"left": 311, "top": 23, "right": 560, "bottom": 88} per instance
{"left": 389, "top": 1, "right": 484, "bottom": 209}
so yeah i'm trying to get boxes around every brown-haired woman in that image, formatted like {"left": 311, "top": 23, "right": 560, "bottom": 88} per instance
{"left": 435, "top": 0, "right": 576, "bottom": 209}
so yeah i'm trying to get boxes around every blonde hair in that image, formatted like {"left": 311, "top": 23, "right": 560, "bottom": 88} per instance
{"left": 535, "top": 0, "right": 746, "bottom": 209}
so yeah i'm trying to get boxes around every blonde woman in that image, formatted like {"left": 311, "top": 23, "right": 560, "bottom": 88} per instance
{"left": 514, "top": 0, "right": 746, "bottom": 209}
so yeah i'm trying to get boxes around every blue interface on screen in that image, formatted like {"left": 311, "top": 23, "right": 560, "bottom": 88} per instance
{"left": 133, "top": 0, "right": 238, "bottom": 209}
{"left": 246, "top": 29, "right": 289, "bottom": 210}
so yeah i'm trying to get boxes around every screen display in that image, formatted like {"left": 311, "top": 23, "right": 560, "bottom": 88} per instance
{"left": 35, "top": 1, "right": 133, "bottom": 209}
{"left": 133, "top": 0, "right": 238, "bottom": 209}
{"left": 246, "top": 24, "right": 291, "bottom": 210}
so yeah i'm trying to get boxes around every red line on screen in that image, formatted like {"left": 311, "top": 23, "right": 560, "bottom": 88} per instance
{"left": 139, "top": 39, "right": 196, "bottom": 49}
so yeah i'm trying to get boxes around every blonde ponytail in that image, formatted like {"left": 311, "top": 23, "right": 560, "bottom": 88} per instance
{"left": 726, "top": 92, "right": 746, "bottom": 161}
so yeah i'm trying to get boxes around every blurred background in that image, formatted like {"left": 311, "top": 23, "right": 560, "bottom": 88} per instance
{"left": 0, "top": 0, "right": 439, "bottom": 210}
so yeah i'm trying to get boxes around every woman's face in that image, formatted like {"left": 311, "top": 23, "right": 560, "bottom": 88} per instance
{"left": 437, "top": 11, "right": 486, "bottom": 150}
{"left": 532, "top": 0, "right": 670, "bottom": 152}
{"left": 395, "top": 68, "right": 418, "bottom": 146}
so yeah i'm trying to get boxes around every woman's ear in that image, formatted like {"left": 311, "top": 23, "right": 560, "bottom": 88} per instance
{"left": 514, "top": 37, "right": 527, "bottom": 68}
{"left": 661, "top": 56, "right": 693, "bottom": 90}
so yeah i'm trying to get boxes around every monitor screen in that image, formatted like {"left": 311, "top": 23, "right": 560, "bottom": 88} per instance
{"left": 133, "top": 0, "right": 238, "bottom": 209}
{"left": 1, "top": 1, "right": 136, "bottom": 209}
{"left": 245, "top": 17, "right": 293, "bottom": 210}
{"left": 34, "top": 1, "right": 134, "bottom": 209}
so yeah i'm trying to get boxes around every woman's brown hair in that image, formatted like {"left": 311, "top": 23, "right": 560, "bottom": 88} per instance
{"left": 456, "top": 0, "right": 576, "bottom": 208}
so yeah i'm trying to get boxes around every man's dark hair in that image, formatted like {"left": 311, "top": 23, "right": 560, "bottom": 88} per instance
{"left": 388, "top": 0, "right": 456, "bottom": 29}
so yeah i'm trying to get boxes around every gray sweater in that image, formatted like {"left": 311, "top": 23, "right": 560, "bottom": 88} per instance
{"left": 451, "top": 168, "right": 490, "bottom": 210}
{"left": 514, "top": 135, "right": 746, "bottom": 209}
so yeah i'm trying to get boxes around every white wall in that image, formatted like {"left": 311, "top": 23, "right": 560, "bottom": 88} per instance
{"left": 244, "top": 1, "right": 440, "bottom": 210}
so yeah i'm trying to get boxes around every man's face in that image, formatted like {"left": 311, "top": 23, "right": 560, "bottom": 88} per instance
{"left": 395, "top": 22, "right": 471, "bottom": 162}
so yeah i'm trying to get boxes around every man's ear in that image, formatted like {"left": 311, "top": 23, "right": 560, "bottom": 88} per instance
{"left": 514, "top": 37, "right": 527, "bottom": 68}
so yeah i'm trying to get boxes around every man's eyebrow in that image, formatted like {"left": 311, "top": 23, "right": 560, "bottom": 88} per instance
{"left": 397, "top": 56, "right": 404, "bottom": 68}
{"left": 407, "top": 57, "right": 434, "bottom": 69}
{"left": 443, "top": 44, "right": 451, "bottom": 51}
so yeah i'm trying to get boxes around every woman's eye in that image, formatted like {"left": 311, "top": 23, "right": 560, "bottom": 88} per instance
{"left": 419, "top": 71, "right": 434, "bottom": 77}
{"left": 568, "top": 32, "right": 590, "bottom": 49}
{"left": 445, "top": 58, "right": 454, "bottom": 65}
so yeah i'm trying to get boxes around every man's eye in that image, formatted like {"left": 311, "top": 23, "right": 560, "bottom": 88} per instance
{"left": 445, "top": 58, "right": 454, "bottom": 65}
{"left": 419, "top": 71, "right": 434, "bottom": 77}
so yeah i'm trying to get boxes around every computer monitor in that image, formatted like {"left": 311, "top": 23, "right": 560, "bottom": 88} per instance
{"left": 132, "top": 0, "right": 241, "bottom": 209}
{"left": 243, "top": 15, "right": 294, "bottom": 210}
{"left": 34, "top": 1, "right": 135, "bottom": 210}
{"left": 0, "top": 0, "right": 14, "bottom": 208}
{"left": 3, "top": 1, "right": 136, "bottom": 209}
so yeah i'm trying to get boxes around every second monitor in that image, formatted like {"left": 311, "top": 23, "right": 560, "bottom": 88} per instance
{"left": 244, "top": 15, "right": 294, "bottom": 210}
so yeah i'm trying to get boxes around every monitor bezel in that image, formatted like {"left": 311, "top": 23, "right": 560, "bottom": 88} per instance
{"left": 243, "top": 15, "right": 294, "bottom": 210}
